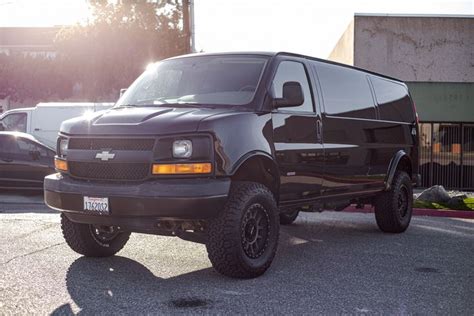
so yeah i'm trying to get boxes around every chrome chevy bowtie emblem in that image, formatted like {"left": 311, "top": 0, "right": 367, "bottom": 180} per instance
{"left": 95, "top": 150, "right": 115, "bottom": 161}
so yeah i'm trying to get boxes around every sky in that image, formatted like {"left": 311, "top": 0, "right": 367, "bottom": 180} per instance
{"left": 0, "top": 0, "right": 472, "bottom": 58}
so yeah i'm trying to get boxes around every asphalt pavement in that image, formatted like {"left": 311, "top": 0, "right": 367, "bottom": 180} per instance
{"left": 0, "top": 192, "right": 473, "bottom": 314}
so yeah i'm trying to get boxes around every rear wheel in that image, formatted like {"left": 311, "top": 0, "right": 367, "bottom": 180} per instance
{"left": 61, "top": 213, "right": 130, "bottom": 257}
{"left": 374, "top": 171, "right": 413, "bottom": 233}
{"left": 279, "top": 209, "right": 300, "bottom": 225}
{"left": 206, "top": 181, "right": 279, "bottom": 278}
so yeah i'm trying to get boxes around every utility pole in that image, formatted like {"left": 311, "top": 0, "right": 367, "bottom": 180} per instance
{"left": 189, "top": 0, "right": 195, "bottom": 53}
{"left": 182, "top": 0, "right": 195, "bottom": 53}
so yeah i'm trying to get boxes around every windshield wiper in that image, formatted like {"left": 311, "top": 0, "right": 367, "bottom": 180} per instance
{"left": 155, "top": 103, "right": 217, "bottom": 109}
{"left": 113, "top": 104, "right": 136, "bottom": 108}
{"left": 115, "top": 102, "right": 217, "bottom": 109}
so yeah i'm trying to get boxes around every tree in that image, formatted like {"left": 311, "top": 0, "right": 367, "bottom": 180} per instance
{"left": 0, "top": 1, "right": 188, "bottom": 105}
{"left": 55, "top": 0, "right": 189, "bottom": 101}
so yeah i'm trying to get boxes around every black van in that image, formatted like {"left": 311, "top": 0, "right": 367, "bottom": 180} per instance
{"left": 45, "top": 52, "right": 419, "bottom": 278}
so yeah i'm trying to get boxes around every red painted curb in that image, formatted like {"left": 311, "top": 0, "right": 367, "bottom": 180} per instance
{"left": 343, "top": 205, "right": 474, "bottom": 219}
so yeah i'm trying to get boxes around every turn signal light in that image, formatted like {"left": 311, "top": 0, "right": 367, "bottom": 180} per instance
{"left": 152, "top": 163, "right": 212, "bottom": 175}
{"left": 54, "top": 158, "right": 68, "bottom": 171}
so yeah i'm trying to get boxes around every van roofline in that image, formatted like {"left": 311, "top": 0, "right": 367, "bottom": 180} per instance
{"left": 163, "top": 51, "right": 405, "bottom": 84}
{"left": 164, "top": 51, "right": 276, "bottom": 60}
{"left": 0, "top": 107, "right": 34, "bottom": 116}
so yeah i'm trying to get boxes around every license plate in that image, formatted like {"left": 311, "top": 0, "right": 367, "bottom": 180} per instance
{"left": 84, "top": 196, "right": 109, "bottom": 214}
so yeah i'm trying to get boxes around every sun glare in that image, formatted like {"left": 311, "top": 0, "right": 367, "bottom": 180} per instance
{"left": 0, "top": 0, "right": 91, "bottom": 27}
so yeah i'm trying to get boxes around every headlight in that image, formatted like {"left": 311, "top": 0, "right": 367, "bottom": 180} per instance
{"left": 173, "top": 140, "right": 192, "bottom": 158}
{"left": 59, "top": 138, "right": 69, "bottom": 156}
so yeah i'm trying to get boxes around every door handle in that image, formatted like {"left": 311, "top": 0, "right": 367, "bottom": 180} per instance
{"left": 316, "top": 120, "right": 322, "bottom": 142}
{"left": 1, "top": 158, "right": 13, "bottom": 163}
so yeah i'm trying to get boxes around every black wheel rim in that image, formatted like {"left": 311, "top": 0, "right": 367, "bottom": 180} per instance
{"left": 89, "top": 225, "right": 120, "bottom": 244}
{"left": 397, "top": 185, "right": 409, "bottom": 218}
{"left": 241, "top": 203, "right": 270, "bottom": 259}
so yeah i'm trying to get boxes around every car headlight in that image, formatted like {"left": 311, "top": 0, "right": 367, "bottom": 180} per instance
{"left": 173, "top": 140, "right": 192, "bottom": 158}
{"left": 59, "top": 138, "right": 69, "bottom": 157}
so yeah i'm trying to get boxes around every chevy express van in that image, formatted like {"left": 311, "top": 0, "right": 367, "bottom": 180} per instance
{"left": 45, "top": 52, "right": 419, "bottom": 278}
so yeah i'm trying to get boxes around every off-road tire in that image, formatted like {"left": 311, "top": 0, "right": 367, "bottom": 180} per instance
{"left": 61, "top": 213, "right": 131, "bottom": 257}
{"left": 206, "top": 181, "right": 279, "bottom": 278}
{"left": 374, "top": 171, "right": 413, "bottom": 233}
{"left": 279, "top": 209, "right": 299, "bottom": 225}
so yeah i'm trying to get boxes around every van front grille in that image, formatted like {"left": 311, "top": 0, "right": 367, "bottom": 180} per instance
{"left": 68, "top": 138, "right": 155, "bottom": 151}
{"left": 68, "top": 161, "right": 150, "bottom": 181}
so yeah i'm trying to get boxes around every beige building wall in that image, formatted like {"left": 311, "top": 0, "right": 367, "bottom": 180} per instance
{"left": 328, "top": 15, "right": 474, "bottom": 82}
{"left": 353, "top": 15, "right": 474, "bottom": 82}
{"left": 328, "top": 20, "right": 354, "bottom": 66}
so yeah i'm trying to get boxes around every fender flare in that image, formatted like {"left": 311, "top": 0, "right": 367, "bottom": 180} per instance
{"left": 230, "top": 150, "right": 278, "bottom": 176}
{"left": 231, "top": 151, "right": 281, "bottom": 195}
{"left": 385, "top": 150, "right": 411, "bottom": 190}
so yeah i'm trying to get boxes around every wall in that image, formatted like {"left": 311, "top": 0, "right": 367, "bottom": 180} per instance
{"left": 407, "top": 82, "right": 474, "bottom": 122}
{"left": 328, "top": 20, "right": 354, "bottom": 65}
{"left": 353, "top": 15, "right": 474, "bottom": 82}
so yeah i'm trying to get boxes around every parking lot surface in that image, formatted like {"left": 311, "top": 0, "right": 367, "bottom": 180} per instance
{"left": 0, "top": 192, "right": 473, "bottom": 314}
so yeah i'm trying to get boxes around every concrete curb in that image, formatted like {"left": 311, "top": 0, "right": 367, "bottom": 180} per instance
{"left": 343, "top": 205, "right": 474, "bottom": 219}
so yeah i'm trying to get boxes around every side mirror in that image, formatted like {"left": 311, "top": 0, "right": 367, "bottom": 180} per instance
{"left": 273, "top": 81, "right": 304, "bottom": 108}
{"left": 119, "top": 88, "right": 127, "bottom": 98}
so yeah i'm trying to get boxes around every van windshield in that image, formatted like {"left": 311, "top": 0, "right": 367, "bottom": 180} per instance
{"left": 117, "top": 55, "right": 268, "bottom": 107}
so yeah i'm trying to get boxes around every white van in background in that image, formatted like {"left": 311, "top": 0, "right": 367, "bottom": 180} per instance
{"left": 0, "top": 102, "right": 114, "bottom": 148}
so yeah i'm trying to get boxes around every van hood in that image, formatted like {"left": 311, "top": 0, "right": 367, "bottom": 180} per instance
{"left": 60, "top": 106, "right": 232, "bottom": 136}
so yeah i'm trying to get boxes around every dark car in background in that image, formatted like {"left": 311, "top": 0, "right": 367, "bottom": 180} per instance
{"left": 0, "top": 132, "right": 55, "bottom": 190}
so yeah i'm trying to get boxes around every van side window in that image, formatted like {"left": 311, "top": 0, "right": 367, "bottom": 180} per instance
{"left": 272, "top": 61, "right": 313, "bottom": 112}
{"left": 314, "top": 62, "right": 375, "bottom": 119}
{"left": 1, "top": 113, "right": 27, "bottom": 132}
{"left": 370, "top": 76, "right": 414, "bottom": 122}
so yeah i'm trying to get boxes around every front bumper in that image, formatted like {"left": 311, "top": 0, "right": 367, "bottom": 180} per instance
{"left": 44, "top": 173, "right": 230, "bottom": 226}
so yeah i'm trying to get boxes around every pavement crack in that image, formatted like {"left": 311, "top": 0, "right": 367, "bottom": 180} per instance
{"left": 2, "top": 242, "right": 65, "bottom": 265}
{"left": 15, "top": 223, "right": 57, "bottom": 240}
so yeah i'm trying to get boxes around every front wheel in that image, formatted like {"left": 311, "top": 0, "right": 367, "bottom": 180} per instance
{"left": 61, "top": 213, "right": 131, "bottom": 257}
{"left": 374, "top": 171, "right": 413, "bottom": 233}
{"left": 206, "top": 181, "right": 280, "bottom": 278}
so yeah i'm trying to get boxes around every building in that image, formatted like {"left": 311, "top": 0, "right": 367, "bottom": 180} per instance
{"left": 329, "top": 14, "right": 474, "bottom": 190}
{"left": 0, "top": 27, "right": 62, "bottom": 113}
{"left": 0, "top": 27, "right": 60, "bottom": 59}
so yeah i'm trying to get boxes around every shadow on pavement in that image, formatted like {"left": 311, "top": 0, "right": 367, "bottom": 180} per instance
{"left": 50, "top": 217, "right": 473, "bottom": 314}
{"left": 0, "top": 190, "right": 53, "bottom": 213}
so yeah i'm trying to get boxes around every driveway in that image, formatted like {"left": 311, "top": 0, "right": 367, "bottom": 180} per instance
{"left": 0, "top": 192, "right": 473, "bottom": 314}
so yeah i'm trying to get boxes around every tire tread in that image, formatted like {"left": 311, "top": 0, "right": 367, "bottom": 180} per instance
{"left": 206, "top": 181, "right": 279, "bottom": 278}
{"left": 374, "top": 171, "right": 413, "bottom": 233}
{"left": 61, "top": 213, "right": 130, "bottom": 257}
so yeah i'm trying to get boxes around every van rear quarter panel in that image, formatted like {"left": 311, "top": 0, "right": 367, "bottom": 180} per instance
{"left": 364, "top": 119, "right": 417, "bottom": 184}
{"left": 312, "top": 60, "right": 417, "bottom": 193}
{"left": 197, "top": 111, "right": 274, "bottom": 176}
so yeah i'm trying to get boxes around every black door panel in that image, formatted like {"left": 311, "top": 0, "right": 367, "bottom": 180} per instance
{"left": 320, "top": 115, "right": 376, "bottom": 195}
{"left": 270, "top": 58, "right": 324, "bottom": 202}
{"left": 273, "top": 113, "right": 324, "bottom": 201}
